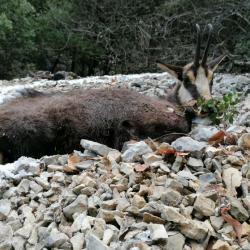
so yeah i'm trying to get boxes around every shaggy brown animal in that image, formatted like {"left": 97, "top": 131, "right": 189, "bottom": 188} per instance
{"left": 0, "top": 88, "right": 190, "bottom": 162}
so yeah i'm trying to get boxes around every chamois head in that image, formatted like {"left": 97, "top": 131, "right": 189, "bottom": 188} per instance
{"left": 158, "top": 24, "right": 225, "bottom": 108}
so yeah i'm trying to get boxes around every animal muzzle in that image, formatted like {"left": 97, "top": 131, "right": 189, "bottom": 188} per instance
{"left": 184, "top": 101, "right": 211, "bottom": 118}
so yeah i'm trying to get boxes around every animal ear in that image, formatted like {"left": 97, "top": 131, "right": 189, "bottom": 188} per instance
{"left": 156, "top": 61, "right": 183, "bottom": 81}
{"left": 208, "top": 55, "right": 226, "bottom": 72}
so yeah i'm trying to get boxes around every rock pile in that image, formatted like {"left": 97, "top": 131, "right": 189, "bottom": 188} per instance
{"left": 0, "top": 126, "right": 249, "bottom": 249}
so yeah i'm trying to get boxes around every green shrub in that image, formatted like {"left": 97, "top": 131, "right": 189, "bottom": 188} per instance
{"left": 197, "top": 92, "right": 241, "bottom": 125}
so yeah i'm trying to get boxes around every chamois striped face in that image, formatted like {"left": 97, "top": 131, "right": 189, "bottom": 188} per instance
{"left": 178, "top": 63, "right": 214, "bottom": 106}
{"left": 157, "top": 23, "right": 225, "bottom": 108}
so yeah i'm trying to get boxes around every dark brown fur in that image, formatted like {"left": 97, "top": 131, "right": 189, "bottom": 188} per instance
{"left": 0, "top": 88, "right": 190, "bottom": 162}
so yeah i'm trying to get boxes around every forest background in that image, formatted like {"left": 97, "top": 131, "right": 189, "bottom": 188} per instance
{"left": 0, "top": 0, "right": 249, "bottom": 79}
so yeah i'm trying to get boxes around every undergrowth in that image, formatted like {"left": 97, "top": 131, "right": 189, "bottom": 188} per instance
{"left": 197, "top": 92, "right": 241, "bottom": 125}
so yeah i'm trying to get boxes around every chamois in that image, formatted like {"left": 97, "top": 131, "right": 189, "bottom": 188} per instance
{"left": 0, "top": 24, "right": 224, "bottom": 163}
{"left": 157, "top": 24, "right": 225, "bottom": 109}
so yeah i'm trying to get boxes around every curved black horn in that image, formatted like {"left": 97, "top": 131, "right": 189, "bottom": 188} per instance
{"left": 201, "top": 24, "right": 213, "bottom": 66}
{"left": 194, "top": 24, "right": 201, "bottom": 68}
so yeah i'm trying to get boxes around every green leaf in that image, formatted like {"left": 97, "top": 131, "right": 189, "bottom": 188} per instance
{"left": 197, "top": 92, "right": 241, "bottom": 126}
